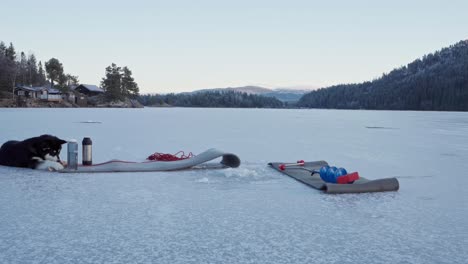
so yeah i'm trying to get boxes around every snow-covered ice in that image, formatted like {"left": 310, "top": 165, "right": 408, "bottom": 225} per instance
{"left": 0, "top": 108, "right": 467, "bottom": 263}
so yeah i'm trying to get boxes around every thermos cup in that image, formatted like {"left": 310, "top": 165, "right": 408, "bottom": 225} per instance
{"left": 82, "top": 137, "right": 92, "bottom": 166}
{"left": 67, "top": 139, "right": 78, "bottom": 170}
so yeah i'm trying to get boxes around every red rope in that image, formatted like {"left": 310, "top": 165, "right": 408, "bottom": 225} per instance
{"left": 147, "top": 151, "right": 194, "bottom": 161}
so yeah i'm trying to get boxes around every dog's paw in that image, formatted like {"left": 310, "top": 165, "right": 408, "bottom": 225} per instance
{"left": 36, "top": 160, "right": 65, "bottom": 171}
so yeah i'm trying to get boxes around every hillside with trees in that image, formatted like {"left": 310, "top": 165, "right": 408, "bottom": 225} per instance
{"left": 0, "top": 41, "right": 79, "bottom": 96}
{"left": 192, "top": 86, "right": 308, "bottom": 103}
{"left": 1, "top": 40, "right": 140, "bottom": 107}
{"left": 4, "top": 39, "right": 467, "bottom": 110}
{"left": 138, "top": 90, "right": 284, "bottom": 108}
{"left": 298, "top": 40, "right": 468, "bottom": 111}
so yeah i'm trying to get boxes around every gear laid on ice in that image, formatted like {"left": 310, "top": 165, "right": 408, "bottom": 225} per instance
{"left": 269, "top": 160, "right": 399, "bottom": 194}
{"left": 60, "top": 148, "right": 240, "bottom": 173}
{"left": 147, "top": 151, "right": 194, "bottom": 161}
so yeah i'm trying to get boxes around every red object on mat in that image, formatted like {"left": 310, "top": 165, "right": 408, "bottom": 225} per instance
{"left": 147, "top": 151, "right": 194, "bottom": 161}
{"left": 278, "top": 160, "right": 305, "bottom": 171}
{"left": 336, "top": 172, "right": 360, "bottom": 184}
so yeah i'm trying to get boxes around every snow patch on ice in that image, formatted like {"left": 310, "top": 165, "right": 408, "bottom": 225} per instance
{"left": 195, "top": 177, "right": 209, "bottom": 183}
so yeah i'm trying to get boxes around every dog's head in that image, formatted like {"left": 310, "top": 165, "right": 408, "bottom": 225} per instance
{"left": 30, "top": 135, "right": 67, "bottom": 162}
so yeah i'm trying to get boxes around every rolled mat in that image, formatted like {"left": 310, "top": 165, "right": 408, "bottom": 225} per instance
{"left": 268, "top": 161, "right": 399, "bottom": 194}
{"left": 61, "top": 148, "right": 240, "bottom": 173}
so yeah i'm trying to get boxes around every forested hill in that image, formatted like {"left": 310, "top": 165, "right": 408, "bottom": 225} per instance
{"left": 138, "top": 90, "right": 284, "bottom": 108}
{"left": 297, "top": 40, "right": 468, "bottom": 111}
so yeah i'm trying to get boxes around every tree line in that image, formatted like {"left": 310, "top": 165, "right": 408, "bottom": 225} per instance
{"left": 0, "top": 41, "right": 80, "bottom": 96}
{"left": 101, "top": 63, "right": 139, "bottom": 100}
{"left": 138, "top": 90, "right": 284, "bottom": 108}
{"left": 297, "top": 40, "right": 468, "bottom": 111}
{"left": 0, "top": 40, "right": 139, "bottom": 101}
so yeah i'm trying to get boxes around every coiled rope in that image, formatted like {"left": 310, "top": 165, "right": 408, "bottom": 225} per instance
{"left": 147, "top": 151, "right": 194, "bottom": 161}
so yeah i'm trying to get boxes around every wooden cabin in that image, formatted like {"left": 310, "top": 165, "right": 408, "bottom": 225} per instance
{"left": 15, "top": 85, "right": 62, "bottom": 102}
{"left": 73, "top": 84, "right": 104, "bottom": 97}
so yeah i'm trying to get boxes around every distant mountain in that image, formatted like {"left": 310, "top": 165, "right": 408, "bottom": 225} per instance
{"left": 193, "top": 86, "right": 272, "bottom": 94}
{"left": 274, "top": 85, "right": 320, "bottom": 91}
{"left": 298, "top": 40, "right": 468, "bottom": 111}
{"left": 193, "top": 85, "right": 311, "bottom": 102}
{"left": 263, "top": 91, "right": 307, "bottom": 103}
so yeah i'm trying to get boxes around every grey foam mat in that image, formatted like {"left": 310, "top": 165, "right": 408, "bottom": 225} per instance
{"left": 269, "top": 161, "right": 399, "bottom": 194}
{"left": 61, "top": 148, "right": 240, "bottom": 173}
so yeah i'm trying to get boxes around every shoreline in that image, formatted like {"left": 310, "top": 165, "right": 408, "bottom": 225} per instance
{"left": 0, "top": 97, "right": 143, "bottom": 108}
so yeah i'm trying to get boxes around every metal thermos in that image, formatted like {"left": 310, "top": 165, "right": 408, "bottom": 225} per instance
{"left": 82, "top": 137, "right": 93, "bottom": 166}
{"left": 67, "top": 140, "right": 78, "bottom": 170}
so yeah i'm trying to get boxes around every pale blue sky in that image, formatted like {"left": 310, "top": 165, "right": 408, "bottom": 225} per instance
{"left": 1, "top": 0, "right": 467, "bottom": 93}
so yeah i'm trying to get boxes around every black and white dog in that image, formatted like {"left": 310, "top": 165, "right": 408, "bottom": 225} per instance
{"left": 0, "top": 135, "right": 67, "bottom": 170}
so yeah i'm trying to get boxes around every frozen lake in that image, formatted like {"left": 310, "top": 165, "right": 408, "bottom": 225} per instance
{"left": 0, "top": 108, "right": 467, "bottom": 264}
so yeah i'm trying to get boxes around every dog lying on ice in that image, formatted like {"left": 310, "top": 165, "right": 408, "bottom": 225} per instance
{"left": 0, "top": 135, "right": 67, "bottom": 170}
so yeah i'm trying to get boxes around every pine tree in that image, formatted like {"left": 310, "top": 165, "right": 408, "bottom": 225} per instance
{"left": 5, "top": 42, "right": 16, "bottom": 61}
{"left": 101, "top": 63, "right": 139, "bottom": 100}
{"left": 121, "top": 66, "right": 139, "bottom": 97}
{"left": 57, "top": 73, "right": 68, "bottom": 90}
{"left": 37, "top": 61, "right": 47, "bottom": 85}
{"left": 0, "top": 41, "right": 6, "bottom": 56}
{"left": 27, "top": 54, "right": 39, "bottom": 86}
{"left": 17, "top": 52, "right": 27, "bottom": 85}
{"left": 0, "top": 43, "right": 17, "bottom": 94}
{"left": 66, "top": 74, "right": 79, "bottom": 86}
{"left": 45, "top": 58, "right": 64, "bottom": 87}
{"left": 101, "top": 63, "right": 122, "bottom": 100}
{"left": 0, "top": 41, "right": 7, "bottom": 94}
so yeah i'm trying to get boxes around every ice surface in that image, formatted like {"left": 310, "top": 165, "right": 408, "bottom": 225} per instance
{"left": 0, "top": 108, "right": 467, "bottom": 263}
